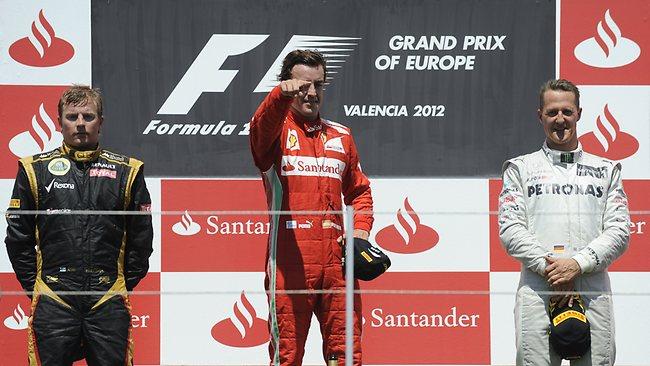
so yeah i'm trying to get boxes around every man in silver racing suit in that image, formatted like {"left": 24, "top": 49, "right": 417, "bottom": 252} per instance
{"left": 498, "top": 79, "right": 629, "bottom": 365}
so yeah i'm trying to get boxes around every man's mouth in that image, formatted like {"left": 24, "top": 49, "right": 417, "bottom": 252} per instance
{"left": 554, "top": 128, "right": 568, "bottom": 139}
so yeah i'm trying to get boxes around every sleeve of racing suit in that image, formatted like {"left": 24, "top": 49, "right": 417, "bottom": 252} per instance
{"left": 5, "top": 163, "right": 37, "bottom": 295}
{"left": 572, "top": 163, "right": 630, "bottom": 273}
{"left": 498, "top": 162, "right": 548, "bottom": 276}
{"left": 249, "top": 85, "right": 293, "bottom": 172}
{"left": 342, "top": 133, "right": 373, "bottom": 233}
{"left": 124, "top": 167, "right": 154, "bottom": 291}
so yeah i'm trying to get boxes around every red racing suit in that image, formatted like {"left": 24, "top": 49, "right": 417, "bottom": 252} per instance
{"left": 250, "top": 86, "right": 373, "bottom": 366}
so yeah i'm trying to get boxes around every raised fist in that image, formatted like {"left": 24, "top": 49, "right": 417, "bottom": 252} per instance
{"left": 279, "top": 79, "right": 313, "bottom": 98}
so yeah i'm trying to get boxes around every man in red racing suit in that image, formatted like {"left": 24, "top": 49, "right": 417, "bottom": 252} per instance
{"left": 249, "top": 50, "right": 373, "bottom": 366}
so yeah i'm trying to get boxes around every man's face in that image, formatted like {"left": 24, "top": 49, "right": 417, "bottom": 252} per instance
{"left": 538, "top": 90, "right": 582, "bottom": 151}
{"left": 289, "top": 64, "right": 324, "bottom": 121}
{"left": 59, "top": 102, "right": 103, "bottom": 150}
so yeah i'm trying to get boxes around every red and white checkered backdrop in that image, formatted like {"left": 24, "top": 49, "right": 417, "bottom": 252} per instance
{"left": 1, "top": 0, "right": 649, "bottom": 365}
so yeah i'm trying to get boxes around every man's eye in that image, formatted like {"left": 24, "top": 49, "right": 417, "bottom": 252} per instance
{"left": 314, "top": 82, "right": 324, "bottom": 89}
{"left": 82, "top": 113, "right": 96, "bottom": 122}
{"left": 546, "top": 110, "right": 559, "bottom": 117}
{"left": 65, "top": 114, "right": 78, "bottom": 121}
{"left": 562, "top": 109, "right": 574, "bottom": 116}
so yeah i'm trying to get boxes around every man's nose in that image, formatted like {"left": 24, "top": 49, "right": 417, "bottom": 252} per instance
{"left": 306, "top": 84, "right": 317, "bottom": 96}
{"left": 74, "top": 115, "right": 86, "bottom": 128}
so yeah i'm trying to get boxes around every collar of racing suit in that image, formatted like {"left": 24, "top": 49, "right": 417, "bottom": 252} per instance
{"left": 61, "top": 143, "right": 101, "bottom": 162}
{"left": 288, "top": 109, "right": 322, "bottom": 133}
{"left": 542, "top": 141, "right": 583, "bottom": 165}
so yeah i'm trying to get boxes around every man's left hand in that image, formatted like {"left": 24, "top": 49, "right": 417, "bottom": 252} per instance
{"left": 353, "top": 229, "right": 369, "bottom": 240}
{"left": 336, "top": 229, "right": 369, "bottom": 245}
{"left": 545, "top": 256, "right": 581, "bottom": 286}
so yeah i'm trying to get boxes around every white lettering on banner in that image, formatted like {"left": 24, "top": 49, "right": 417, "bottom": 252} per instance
{"left": 462, "top": 35, "right": 506, "bottom": 50}
{"left": 376, "top": 34, "right": 506, "bottom": 72}
{"left": 630, "top": 220, "right": 646, "bottom": 234}
{"left": 344, "top": 104, "right": 446, "bottom": 118}
{"left": 389, "top": 35, "right": 458, "bottom": 51}
{"left": 157, "top": 34, "right": 269, "bottom": 115}
{"left": 131, "top": 315, "right": 150, "bottom": 328}
{"left": 370, "top": 307, "right": 480, "bottom": 328}
{"left": 344, "top": 105, "right": 408, "bottom": 117}
{"left": 405, "top": 55, "right": 475, "bottom": 70}
{"left": 142, "top": 120, "right": 240, "bottom": 136}
{"left": 205, "top": 215, "right": 270, "bottom": 235}
{"left": 281, "top": 156, "right": 346, "bottom": 180}
{"left": 375, "top": 55, "right": 401, "bottom": 70}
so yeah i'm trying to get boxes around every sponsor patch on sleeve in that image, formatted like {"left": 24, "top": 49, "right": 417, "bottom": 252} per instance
{"left": 9, "top": 199, "right": 20, "bottom": 208}
{"left": 139, "top": 204, "right": 152, "bottom": 212}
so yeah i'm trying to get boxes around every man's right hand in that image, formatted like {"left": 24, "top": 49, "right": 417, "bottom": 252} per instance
{"left": 550, "top": 281, "right": 575, "bottom": 308}
{"left": 279, "top": 79, "right": 312, "bottom": 98}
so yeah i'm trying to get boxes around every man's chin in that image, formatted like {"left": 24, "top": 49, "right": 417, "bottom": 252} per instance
{"left": 66, "top": 140, "right": 97, "bottom": 151}
{"left": 298, "top": 109, "right": 319, "bottom": 120}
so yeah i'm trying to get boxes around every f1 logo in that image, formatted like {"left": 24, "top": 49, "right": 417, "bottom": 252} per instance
{"left": 157, "top": 34, "right": 360, "bottom": 115}
{"left": 157, "top": 35, "right": 268, "bottom": 115}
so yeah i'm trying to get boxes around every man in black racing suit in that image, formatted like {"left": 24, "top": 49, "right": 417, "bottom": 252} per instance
{"left": 5, "top": 85, "right": 153, "bottom": 366}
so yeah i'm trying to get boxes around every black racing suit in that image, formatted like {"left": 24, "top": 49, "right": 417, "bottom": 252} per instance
{"left": 5, "top": 145, "right": 153, "bottom": 366}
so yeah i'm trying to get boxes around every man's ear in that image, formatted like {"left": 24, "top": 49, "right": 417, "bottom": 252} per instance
{"left": 577, "top": 107, "right": 582, "bottom": 121}
{"left": 537, "top": 108, "right": 543, "bottom": 124}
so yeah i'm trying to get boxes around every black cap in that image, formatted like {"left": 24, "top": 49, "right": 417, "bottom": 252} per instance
{"left": 342, "top": 238, "right": 391, "bottom": 281}
{"left": 549, "top": 295, "right": 590, "bottom": 360}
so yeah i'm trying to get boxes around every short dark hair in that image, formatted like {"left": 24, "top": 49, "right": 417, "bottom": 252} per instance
{"left": 539, "top": 79, "right": 580, "bottom": 109}
{"left": 278, "top": 50, "right": 327, "bottom": 81}
{"left": 58, "top": 85, "right": 103, "bottom": 118}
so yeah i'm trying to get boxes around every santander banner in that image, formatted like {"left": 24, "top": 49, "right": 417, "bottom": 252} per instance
{"left": 361, "top": 272, "right": 490, "bottom": 364}
{"left": 0, "top": 86, "right": 67, "bottom": 178}
{"left": 0, "top": 1, "right": 91, "bottom": 85}
{"left": 370, "top": 179, "right": 489, "bottom": 272}
{"left": 559, "top": 0, "right": 649, "bottom": 84}
{"left": 161, "top": 179, "right": 269, "bottom": 272}
{"left": 577, "top": 86, "right": 650, "bottom": 179}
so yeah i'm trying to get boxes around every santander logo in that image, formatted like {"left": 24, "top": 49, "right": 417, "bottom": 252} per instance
{"left": 211, "top": 291, "right": 269, "bottom": 347}
{"left": 579, "top": 104, "right": 639, "bottom": 160}
{"left": 3, "top": 304, "right": 29, "bottom": 331}
{"left": 172, "top": 210, "right": 201, "bottom": 236}
{"left": 282, "top": 162, "right": 295, "bottom": 172}
{"left": 8, "top": 10, "right": 75, "bottom": 67}
{"left": 574, "top": 9, "right": 641, "bottom": 68}
{"left": 8, "top": 103, "right": 63, "bottom": 158}
{"left": 375, "top": 197, "right": 439, "bottom": 254}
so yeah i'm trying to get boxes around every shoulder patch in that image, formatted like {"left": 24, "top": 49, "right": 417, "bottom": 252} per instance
{"left": 100, "top": 150, "right": 128, "bottom": 164}
{"left": 26, "top": 148, "right": 61, "bottom": 164}
{"left": 322, "top": 119, "right": 350, "bottom": 135}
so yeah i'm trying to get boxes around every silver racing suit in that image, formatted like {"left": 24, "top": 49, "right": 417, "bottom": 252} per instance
{"left": 498, "top": 143, "right": 629, "bottom": 365}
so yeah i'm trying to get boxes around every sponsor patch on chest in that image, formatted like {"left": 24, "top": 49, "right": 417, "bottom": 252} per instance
{"left": 281, "top": 155, "right": 346, "bottom": 180}
{"left": 576, "top": 163, "right": 607, "bottom": 178}
{"left": 89, "top": 168, "right": 117, "bottom": 179}
{"left": 324, "top": 137, "right": 345, "bottom": 154}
